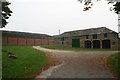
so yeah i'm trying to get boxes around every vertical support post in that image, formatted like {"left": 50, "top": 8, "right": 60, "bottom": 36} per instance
{"left": 91, "top": 40, "right": 93, "bottom": 48}
{"left": 100, "top": 39, "right": 102, "bottom": 49}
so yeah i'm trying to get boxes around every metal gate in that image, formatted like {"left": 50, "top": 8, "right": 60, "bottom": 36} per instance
{"left": 72, "top": 38, "right": 80, "bottom": 47}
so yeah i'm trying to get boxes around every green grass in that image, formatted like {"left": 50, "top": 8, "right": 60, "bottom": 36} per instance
{"left": 107, "top": 52, "right": 120, "bottom": 79}
{"left": 41, "top": 45, "right": 119, "bottom": 51}
{"left": 2, "top": 45, "right": 48, "bottom": 78}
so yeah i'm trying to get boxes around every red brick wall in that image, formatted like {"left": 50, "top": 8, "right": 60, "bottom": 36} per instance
{"left": 2, "top": 37, "right": 55, "bottom": 45}
{"left": 34, "top": 39, "right": 41, "bottom": 45}
{"left": 41, "top": 39, "right": 49, "bottom": 45}
{"left": 49, "top": 40, "right": 54, "bottom": 45}
{"left": 8, "top": 37, "right": 18, "bottom": 45}
{"left": 18, "top": 38, "right": 26, "bottom": 45}
{"left": 2, "top": 37, "right": 8, "bottom": 45}
{"left": 26, "top": 38, "right": 35, "bottom": 45}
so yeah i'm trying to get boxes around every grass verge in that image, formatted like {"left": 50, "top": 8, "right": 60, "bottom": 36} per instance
{"left": 107, "top": 52, "right": 120, "bottom": 79}
{"left": 2, "top": 45, "right": 49, "bottom": 78}
{"left": 41, "top": 45, "right": 119, "bottom": 51}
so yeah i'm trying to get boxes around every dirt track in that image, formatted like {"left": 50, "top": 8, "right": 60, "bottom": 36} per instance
{"left": 33, "top": 46, "right": 119, "bottom": 78}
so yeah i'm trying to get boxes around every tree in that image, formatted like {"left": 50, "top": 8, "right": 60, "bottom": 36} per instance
{"left": 0, "top": 1, "right": 12, "bottom": 28}
{"left": 113, "top": 2, "right": 120, "bottom": 14}
{"left": 78, "top": 0, "right": 120, "bottom": 14}
{"left": 78, "top": 0, "right": 120, "bottom": 37}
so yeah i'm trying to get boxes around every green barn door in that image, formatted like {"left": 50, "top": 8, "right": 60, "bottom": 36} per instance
{"left": 72, "top": 38, "right": 80, "bottom": 47}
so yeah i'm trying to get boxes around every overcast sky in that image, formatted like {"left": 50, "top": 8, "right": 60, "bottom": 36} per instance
{"left": 1, "top": 0, "right": 118, "bottom": 36}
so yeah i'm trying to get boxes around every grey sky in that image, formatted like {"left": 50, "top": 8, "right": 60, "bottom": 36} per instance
{"left": 1, "top": 0, "right": 118, "bottom": 36}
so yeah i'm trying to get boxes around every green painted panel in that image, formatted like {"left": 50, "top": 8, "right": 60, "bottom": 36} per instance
{"left": 104, "top": 33, "right": 108, "bottom": 38}
{"left": 61, "top": 37, "right": 64, "bottom": 41}
{"left": 72, "top": 38, "right": 80, "bottom": 47}
{"left": 93, "top": 34, "right": 97, "bottom": 39}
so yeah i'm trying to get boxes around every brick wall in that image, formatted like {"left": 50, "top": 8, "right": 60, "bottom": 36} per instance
{"left": 8, "top": 37, "right": 18, "bottom": 45}
{"left": 2, "top": 37, "right": 8, "bottom": 45}
{"left": 18, "top": 38, "right": 27, "bottom": 45}
{"left": 110, "top": 36, "right": 119, "bottom": 49}
{"left": 2, "top": 37, "right": 55, "bottom": 45}
{"left": 41, "top": 39, "right": 48, "bottom": 45}
{"left": 26, "top": 38, "right": 35, "bottom": 45}
{"left": 55, "top": 33, "right": 119, "bottom": 49}
{"left": 34, "top": 39, "right": 42, "bottom": 45}
{"left": 49, "top": 40, "right": 54, "bottom": 45}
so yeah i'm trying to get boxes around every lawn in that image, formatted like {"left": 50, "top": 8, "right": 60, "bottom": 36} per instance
{"left": 2, "top": 45, "right": 49, "bottom": 78}
{"left": 41, "top": 45, "right": 119, "bottom": 51}
{"left": 107, "top": 52, "right": 120, "bottom": 79}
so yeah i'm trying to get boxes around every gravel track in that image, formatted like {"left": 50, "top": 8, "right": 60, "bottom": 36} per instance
{"left": 33, "top": 46, "right": 119, "bottom": 78}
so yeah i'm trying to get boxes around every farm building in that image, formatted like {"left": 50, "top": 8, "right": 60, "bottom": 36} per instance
{"left": 1, "top": 30, "right": 54, "bottom": 45}
{"left": 54, "top": 27, "right": 120, "bottom": 49}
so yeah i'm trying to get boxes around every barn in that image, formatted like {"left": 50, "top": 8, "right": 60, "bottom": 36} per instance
{"left": 54, "top": 27, "right": 120, "bottom": 49}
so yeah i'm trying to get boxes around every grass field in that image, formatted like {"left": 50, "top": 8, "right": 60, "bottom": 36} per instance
{"left": 41, "top": 45, "right": 119, "bottom": 51}
{"left": 107, "top": 52, "right": 120, "bottom": 79}
{"left": 2, "top": 45, "right": 48, "bottom": 78}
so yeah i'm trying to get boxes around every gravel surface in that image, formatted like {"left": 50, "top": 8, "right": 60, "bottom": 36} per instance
{"left": 33, "top": 46, "right": 119, "bottom": 78}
